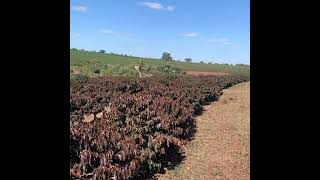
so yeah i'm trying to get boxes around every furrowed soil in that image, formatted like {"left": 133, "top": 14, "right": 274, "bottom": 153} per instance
{"left": 158, "top": 82, "right": 250, "bottom": 180}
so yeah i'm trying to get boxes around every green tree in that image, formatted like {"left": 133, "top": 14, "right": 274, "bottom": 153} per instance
{"left": 99, "top": 50, "right": 106, "bottom": 53}
{"left": 161, "top": 52, "right": 173, "bottom": 61}
{"left": 184, "top": 58, "right": 192, "bottom": 63}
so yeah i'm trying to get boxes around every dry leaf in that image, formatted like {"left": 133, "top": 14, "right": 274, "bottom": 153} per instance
{"left": 104, "top": 106, "right": 111, "bottom": 113}
{"left": 83, "top": 114, "right": 95, "bottom": 123}
{"left": 96, "top": 112, "right": 103, "bottom": 119}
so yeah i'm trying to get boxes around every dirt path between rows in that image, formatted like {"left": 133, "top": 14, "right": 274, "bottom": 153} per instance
{"left": 158, "top": 82, "right": 250, "bottom": 180}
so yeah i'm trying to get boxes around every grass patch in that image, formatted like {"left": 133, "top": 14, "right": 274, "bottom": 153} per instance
{"left": 167, "top": 164, "right": 182, "bottom": 177}
{"left": 212, "top": 166, "right": 224, "bottom": 176}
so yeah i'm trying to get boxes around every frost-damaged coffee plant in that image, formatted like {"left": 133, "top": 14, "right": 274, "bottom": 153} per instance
{"left": 70, "top": 75, "right": 249, "bottom": 179}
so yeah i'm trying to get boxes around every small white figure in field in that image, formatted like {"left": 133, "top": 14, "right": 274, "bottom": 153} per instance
{"left": 135, "top": 58, "right": 142, "bottom": 78}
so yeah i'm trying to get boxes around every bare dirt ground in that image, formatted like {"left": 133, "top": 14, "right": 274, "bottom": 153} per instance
{"left": 186, "top": 71, "right": 230, "bottom": 76}
{"left": 158, "top": 82, "right": 250, "bottom": 180}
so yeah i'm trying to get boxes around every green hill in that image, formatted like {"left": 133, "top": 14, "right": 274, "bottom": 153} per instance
{"left": 70, "top": 49, "right": 250, "bottom": 77}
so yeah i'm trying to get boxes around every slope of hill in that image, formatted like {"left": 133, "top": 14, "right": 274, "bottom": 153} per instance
{"left": 70, "top": 49, "right": 250, "bottom": 77}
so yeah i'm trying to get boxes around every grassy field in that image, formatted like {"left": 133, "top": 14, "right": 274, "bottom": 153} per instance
{"left": 70, "top": 49, "right": 250, "bottom": 77}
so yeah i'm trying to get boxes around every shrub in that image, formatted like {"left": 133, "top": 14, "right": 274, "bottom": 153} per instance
{"left": 93, "top": 69, "right": 100, "bottom": 74}
{"left": 104, "top": 65, "right": 138, "bottom": 76}
{"left": 137, "top": 62, "right": 152, "bottom": 72}
{"left": 70, "top": 74, "right": 89, "bottom": 86}
{"left": 157, "top": 64, "right": 183, "bottom": 76}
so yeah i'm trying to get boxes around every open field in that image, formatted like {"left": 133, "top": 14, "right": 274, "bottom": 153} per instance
{"left": 70, "top": 50, "right": 250, "bottom": 77}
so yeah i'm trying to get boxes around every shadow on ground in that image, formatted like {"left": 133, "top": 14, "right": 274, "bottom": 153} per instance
{"left": 131, "top": 94, "right": 225, "bottom": 179}
{"left": 132, "top": 144, "right": 188, "bottom": 180}
{"left": 131, "top": 119, "right": 197, "bottom": 180}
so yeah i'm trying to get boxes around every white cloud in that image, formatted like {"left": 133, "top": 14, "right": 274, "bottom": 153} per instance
{"left": 167, "top": 6, "right": 175, "bottom": 11}
{"left": 140, "top": 2, "right": 174, "bottom": 11}
{"left": 183, "top": 33, "right": 198, "bottom": 37}
{"left": 71, "top": 5, "right": 87, "bottom": 12}
{"left": 208, "top": 38, "right": 232, "bottom": 45}
{"left": 141, "top": 2, "right": 163, "bottom": 9}
{"left": 100, "top": 29, "right": 114, "bottom": 34}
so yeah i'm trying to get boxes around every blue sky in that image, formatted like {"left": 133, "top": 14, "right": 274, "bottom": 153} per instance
{"left": 70, "top": 0, "right": 250, "bottom": 64}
